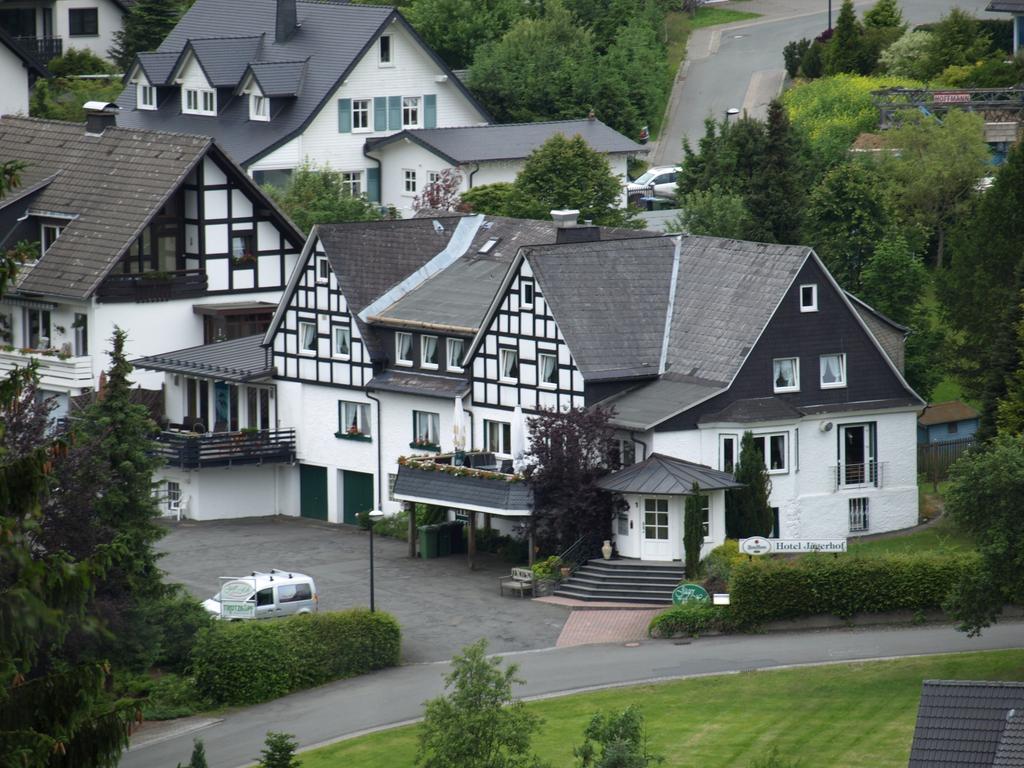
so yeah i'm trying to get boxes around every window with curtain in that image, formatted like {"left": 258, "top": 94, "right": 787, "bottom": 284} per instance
{"left": 339, "top": 401, "right": 371, "bottom": 437}
{"left": 447, "top": 338, "right": 465, "bottom": 371}
{"left": 396, "top": 332, "right": 413, "bottom": 365}
{"left": 752, "top": 433, "right": 787, "bottom": 473}
{"left": 500, "top": 349, "right": 519, "bottom": 381}
{"left": 413, "top": 410, "right": 440, "bottom": 446}
{"left": 538, "top": 352, "right": 557, "bottom": 387}
{"left": 333, "top": 326, "right": 351, "bottom": 358}
{"left": 421, "top": 335, "right": 438, "bottom": 368}
{"left": 484, "top": 420, "right": 511, "bottom": 454}
{"left": 298, "top": 321, "right": 316, "bottom": 353}
{"left": 773, "top": 357, "right": 799, "bottom": 392}
{"left": 819, "top": 353, "right": 846, "bottom": 388}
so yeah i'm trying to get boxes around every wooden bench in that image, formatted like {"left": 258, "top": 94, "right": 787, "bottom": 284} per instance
{"left": 498, "top": 567, "right": 534, "bottom": 598}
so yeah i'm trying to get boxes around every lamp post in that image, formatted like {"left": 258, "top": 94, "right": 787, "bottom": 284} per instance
{"left": 725, "top": 107, "right": 740, "bottom": 123}
{"left": 368, "top": 509, "right": 385, "bottom": 612}
{"left": 828, "top": 0, "right": 832, "bottom": 30}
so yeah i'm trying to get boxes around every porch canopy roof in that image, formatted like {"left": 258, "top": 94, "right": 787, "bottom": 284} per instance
{"left": 132, "top": 334, "right": 272, "bottom": 384}
{"left": 393, "top": 464, "right": 533, "bottom": 517}
{"left": 597, "top": 453, "right": 742, "bottom": 495}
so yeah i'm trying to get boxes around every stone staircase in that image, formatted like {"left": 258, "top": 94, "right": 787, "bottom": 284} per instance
{"left": 553, "top": 558, "right": 685, "bottom": 604}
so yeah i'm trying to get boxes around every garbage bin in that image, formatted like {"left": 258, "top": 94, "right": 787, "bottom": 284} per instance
{"left": 419, "top": 525, "right": 439, "bottom": 559}
{"left": 437, "top": 522, "right": 452, "bottom": 557}
{"left": 449, "top": 521, "right": 465, "bottom": 554}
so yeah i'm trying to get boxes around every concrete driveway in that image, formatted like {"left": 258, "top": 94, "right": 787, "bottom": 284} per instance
{"left": 156, "top": 516, "right": 567, "bottom": 663}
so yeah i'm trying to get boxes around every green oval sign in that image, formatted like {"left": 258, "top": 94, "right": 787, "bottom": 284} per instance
{"left": 672, "top": 583, "right": 710, "bottom": 606}
{"left": 221, "top": 580, "right": 255, "bottom": 601}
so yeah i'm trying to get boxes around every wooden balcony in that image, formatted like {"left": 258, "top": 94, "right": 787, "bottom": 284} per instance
{"left": 0, "top": 347, "right": 93, "bottom": 393}
{"left": 155, "top": 428, "right": 296, "bottom": 469}
{"left": 15, "top": 35, "right": 62, "bottom": 62}
{"left": 96, "top": 269, "right": 207, "bottom": 303}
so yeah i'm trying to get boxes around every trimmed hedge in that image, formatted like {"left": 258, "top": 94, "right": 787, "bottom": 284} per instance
{"left": 191, "top": 609, "right": 401, "bottom": 705}
{"left": 730, "top": 553, "right": 981, "bottom": 628}
{"left": 648, "top": 603, "right": 735, "bottom": 638}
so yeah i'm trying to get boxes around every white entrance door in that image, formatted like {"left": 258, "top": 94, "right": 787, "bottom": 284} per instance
{"left": 641, "top": 497, "right": 672, "bottom": 561}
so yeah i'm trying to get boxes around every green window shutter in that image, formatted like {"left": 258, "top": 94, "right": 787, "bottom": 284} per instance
{"left": 388, "top": 95, "right": 401, "bottom": 130}
{"left": 366, "top": 166, "right": 380, "bottom": 203}
{"left": 423, "top": 94, "right": 437, "bottom": 129}
{"left": 338, "top": 98, "right": 352, "bottom": 133}
{"left": 373, "top": 97, "right": 387, "bottom": 131}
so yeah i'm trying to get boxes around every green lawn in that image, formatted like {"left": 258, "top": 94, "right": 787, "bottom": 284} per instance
{"left": 846, "top": 512, "right": 973, "bottom": 558}
{"left": 298, "top": 649, "right": 1024, "bottom": 768}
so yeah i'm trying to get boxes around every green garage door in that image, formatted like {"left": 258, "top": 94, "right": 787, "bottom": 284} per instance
{"left": 342, "top": 471, "right": 374, "bottom": 525}
{"left": 299, "top": 464, "right": 328, "bottom": 520}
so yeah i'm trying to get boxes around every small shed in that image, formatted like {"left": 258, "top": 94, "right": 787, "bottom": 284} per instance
{"left": 917, "top": 400, "right": 980, "bottom": 444}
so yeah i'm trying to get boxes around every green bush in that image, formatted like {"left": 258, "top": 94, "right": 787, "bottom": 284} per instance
{"left": 151, "top": 586, "right": 215, "bottom": 673}
{"left": 648, "top": 603, "right": 734, "bottom": 638}
{"left": 729, "top": 552, "right": 981, "bottom": 628}
{"left": 191, "top": 610, "right": 401, "bottom": 705}
{"left": 704, "top": 540, "right": 746, "bottom": 585}
{"left": 531, "top": 556, "right": 562, "bottom": 581}
{"left": 119, "top": 672, "right": 211, "bottom": 721}
{"left": 375, "top": 508, "right": 409, "bottom": 540}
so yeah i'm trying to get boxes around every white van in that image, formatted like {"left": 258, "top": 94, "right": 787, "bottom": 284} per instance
{"left": 203, "top": 569, "right": 318, "bottom": 620}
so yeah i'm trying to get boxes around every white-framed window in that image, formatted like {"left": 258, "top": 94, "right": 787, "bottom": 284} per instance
{"left": 183, "top": 87, "right": 216, "bottom": 116}
{"left": 403, "top": 169, "right": 417, "bottom": 194}
{"left": 421, "top": 335, "right": 438, "bottom": 369}
{"left": 41, "top": 224, "right": 61, "bottom": 255}
{"left": 137, "top": 83, "right": 156, "bottom": 110}
{"left": 643, "top": 498, "right": 669, "bottom": 540}
{"left": 753, "top": 433, "right": 788, "bottom": 474}
{"left": 538, "top": 352, "right": 557, "bottom": 388}
{"left": 428, "top": 171, "right": 441, "bottom": 185}
{"left": 25, "top": 307, "right": 51, "bottom": 349}
{"left": 773, "top": 357, "right": 799, "bottom": 393}
{"left": 849, "top": 498, "right": 869, "bottom": 532}
{"left": 231, "top": 231, "right": 255, "bottom": 266}
{"left": 250, "top": 94, "right": 269, "bottom": 121}
{"left": 521, "top": 279, "right": 535, "bottom": 308}
{"left": 378, "top": 34, "right": 393, "bottom": 65}
{"left": 820, "top": 353, "right": 846, "bottom": 389}
{"left": 484, "top": 419, "right": 511, "bottom": 454}
{"left": 413, "top": 410, "right": 440, "bottom": 446}
{"left": 165, "top": 480, "right": 181, "bottom": 512}
{"left": 500, "top": 349, "right": 519, "bottom": 382}
{"left": 402, "top": 96, "right": 420, "bottom": 128}
{"left": 719, "top": 433, "right": 738, "bottom": 473}
{"left": 338, "top": 400, "right": 371, "bottom": 437}
{"left": 341, "top": 172, "right": 362, "bottom": 197}
{"left": 352, "top": 99, "right": 370, "bottom": 131}
{"left": 332, "top": 326, "right": 351, "bottom": 359}
{"left": 800, "top": 284, "right": 817, "bottom": 312}
{"left": 395, "top": 332, "right": 413, "bottom": 366}
{"left": 315, "top": 254, "right": 329, "bottom": 284}
{"left": 615, "top": 437, "right": 636, "bottom": 468}
{"left": 446, "top": 337, "right": 465, "bottom": 372}
{"left": 700, "top": 495, "right": 710, "bottom": 539}
{"left": 298, "top": 320, "right": 317, "bottom": 354}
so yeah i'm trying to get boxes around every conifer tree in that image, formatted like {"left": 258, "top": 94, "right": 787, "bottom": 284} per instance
{"left": 863, "top": 0, "right": 904, "bottom": 29}
{"left": 683, "top": 483, "right": 705, "bottom": 579}
{"left": 109, "top": 0, "right": 190, "bottom": 71}
{"left": 824, "top": 0, "right": 868, "bottom": 75}
{"left": 726, "top": 432, "right": 773, "bottom": 538}
{"left": 747, "top": 100, "right": 804, "bottom": 244}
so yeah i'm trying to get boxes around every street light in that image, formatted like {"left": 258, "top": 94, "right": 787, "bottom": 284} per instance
{"left": 828, "top": 0, "right": 833, "bottom": 30}
{"left": 367, "top": 509, "right": 385, "bottom": 612}
{"left": 725, "top": 107, "right": 740, "bottom": 122}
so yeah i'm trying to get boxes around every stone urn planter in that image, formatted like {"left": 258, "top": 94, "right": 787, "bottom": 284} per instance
{"left": 601, "top": 540, "right": 613, "bottom": 560}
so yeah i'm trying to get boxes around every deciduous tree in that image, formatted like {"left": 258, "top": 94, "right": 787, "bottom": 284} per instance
{"left": 264, "top": 162, "right": 382, "bottom": 234}
{"left": 405, "top": 0, "right": 528, "bottom": 69}
{"left": 670, "top": 188, "right": 755, "bottom": 240}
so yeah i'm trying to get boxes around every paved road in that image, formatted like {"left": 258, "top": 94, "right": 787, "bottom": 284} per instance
{"left": 122, "top": 620, "right": 1024, "bottom": 768}
{"left": 650, "top": 0, "right": 1001, "bottom": 166}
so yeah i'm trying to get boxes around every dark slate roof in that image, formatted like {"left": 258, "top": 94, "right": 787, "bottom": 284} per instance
{"left": 524, "top": 236, "right": 676, "bottom": 379}
{"left": 987, "top": 0, "right": 1024, "bottom": 11}
{"left": 132, "top": 334, "right": 272, "bottom": 383}
{"left": 699, "top": 396, "right": 804, "bottom": 424}
{"left": 909, "top": 681, "right": 1024, "bottom": 768}
{"left": 605, "top": 376, "right": 721, "bottom": 431}
{"left": 367, "top": 369, "right": 469, "bottom": 399}
{"left": 596, "top": 453, "right": 742, "bottom": 495}
{"left": 0, "top": 27, "right": 49, "bottom": 77}
{"left": 135, "top": 51, "right": 180, "bottom": 84}
{"left": 393, "top": 464, "right": 533, "bottom": 515}
{"left": 994, "top": 712, "right": 1024, "bottom": 767}
{"left": 798, "top": 398, "right": 923, "bottom": 416}
{"left": 182, "top": 36, "right": 265, "bottom": 88}
{"left": 0, "top": 116, "right": 210, "bottom": 300}
{"left": 245, "top": 60, "right": 308, "bottom": 97}
{"left": 366, "top": 118, "right": 645, "bottom": 164}
{"left": 117, "top": 0, "right": 488, "bottom": 166}
{"left": 375, "top": 217, "right": 652, "bottom": 332}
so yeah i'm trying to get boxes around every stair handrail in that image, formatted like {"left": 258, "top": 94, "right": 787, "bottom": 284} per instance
{"left": 556, "top": 534, "right": 599, "bottom": 577}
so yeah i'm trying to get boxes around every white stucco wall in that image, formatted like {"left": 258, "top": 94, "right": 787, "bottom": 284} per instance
{"left": 54, "top": 0, "right": 125, "bottom": 60}
{"left": 613, "top": 490, "right": 726, "bottom": 562}
{"left": 0, "top": 45, "right": 31, "bottom": 115}
{"left": 157, "top": 464, "right": 295, "bottom": 521}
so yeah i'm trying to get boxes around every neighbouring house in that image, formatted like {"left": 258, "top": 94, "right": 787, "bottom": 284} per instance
{"left": 0, "top": 0, "right": 132, "bottom": 62}
{"left": 0, "top": 25, "right": 48, "bottom": 115}
{"left": 908, "top": 680, "right": 1024, "bottom": 767}
{"left": 114, "top": 0, "right": 644, "bottom": 216}
{"left": 987, "top": 0, "right": 1024, "bottom": 54}
{"left": 0, "top": 104, "right": 305, "bottom": 420}
{"left": 917, "top": 400, "right": 980, "bottom": 444}
{"left": 136, "top": 211, "right": 923, "bottom": 563}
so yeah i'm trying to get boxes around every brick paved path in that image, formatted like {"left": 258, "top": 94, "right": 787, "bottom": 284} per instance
{"left": 555, "top": 609, "right": 662, "bottom": 648}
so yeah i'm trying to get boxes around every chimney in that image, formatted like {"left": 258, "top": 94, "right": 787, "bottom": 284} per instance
{"left": 276, "top": 0, "right": 298, "bottom": 43}
{"left": 550, "top": 209, "right": 580, "bottom": 229}
{"left": 550, "top": 209, "right": 600, "bottom": 243}
{"left": 83, "top": 101, "right": 119, "bottom": 135}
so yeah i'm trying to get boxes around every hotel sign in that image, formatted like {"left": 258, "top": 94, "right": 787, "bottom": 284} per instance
{"left": 739, "top": 538, "right": 847, "bottom": 555}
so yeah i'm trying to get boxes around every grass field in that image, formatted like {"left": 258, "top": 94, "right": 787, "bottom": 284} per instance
{"left": 298, "top": 649, "right": 1024, "bottom": 768}
{"left": 847, "top": 512, "right": 973, "bottom": 558}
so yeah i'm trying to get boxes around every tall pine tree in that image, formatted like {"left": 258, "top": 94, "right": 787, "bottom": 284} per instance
{"left": 747, "top": 100, "right": 805, "bottom": 244}
{"left": 109, "top": 0, "right": 191, "bottom": 71}
{"left": 726, "top": 431, "right": 773, "bottom": 538}
{"left": 683, "top": 482, "right": 705, "bottom": 579}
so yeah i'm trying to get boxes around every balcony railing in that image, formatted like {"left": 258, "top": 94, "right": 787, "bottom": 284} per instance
{"left": 96, "top": 269, "right": 208, "bottom": 303}
{"left": 831, "top": 461, "right": 886, "bottom": 492}
{"left": 0, "top": 347, "right": 93, "bottom": 393}
{"left": 15, "top": 35, "right": 62, "bottom": 62}
{"left": 155, "top": 428, "right": 296, "bottom": 470}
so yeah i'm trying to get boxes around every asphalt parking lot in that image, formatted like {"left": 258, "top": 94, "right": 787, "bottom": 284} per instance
{"left": 156, "top": 516, "right": 568, "bottom": 663}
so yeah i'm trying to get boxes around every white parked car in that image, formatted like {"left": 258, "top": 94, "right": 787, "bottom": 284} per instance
{"left": 626, "top": 166, "right": 680, "bottom": 204}
{"left": 203, "top": 569, "right": 318, "bottom": 620}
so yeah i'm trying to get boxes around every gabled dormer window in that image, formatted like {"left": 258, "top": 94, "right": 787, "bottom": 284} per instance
{"left": 421, "top": 335, "right": 438, "bottom": 369}
{"left": 41, "top": 224, "right": 61, "bottom": 255}
{"left": 183, "top": 87, "right": 216, "bottom": 116}
{"left": 378, "top": 35, "right": 393, "bottom": 66}
{"left": 250, "top": 94, "right": 269, "bottom": 122}
{"left": 396, "top": 332, "right": 413, "bottom": 366}
{"left": 137, "top": 83, "right": 156, "bottom": 110}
